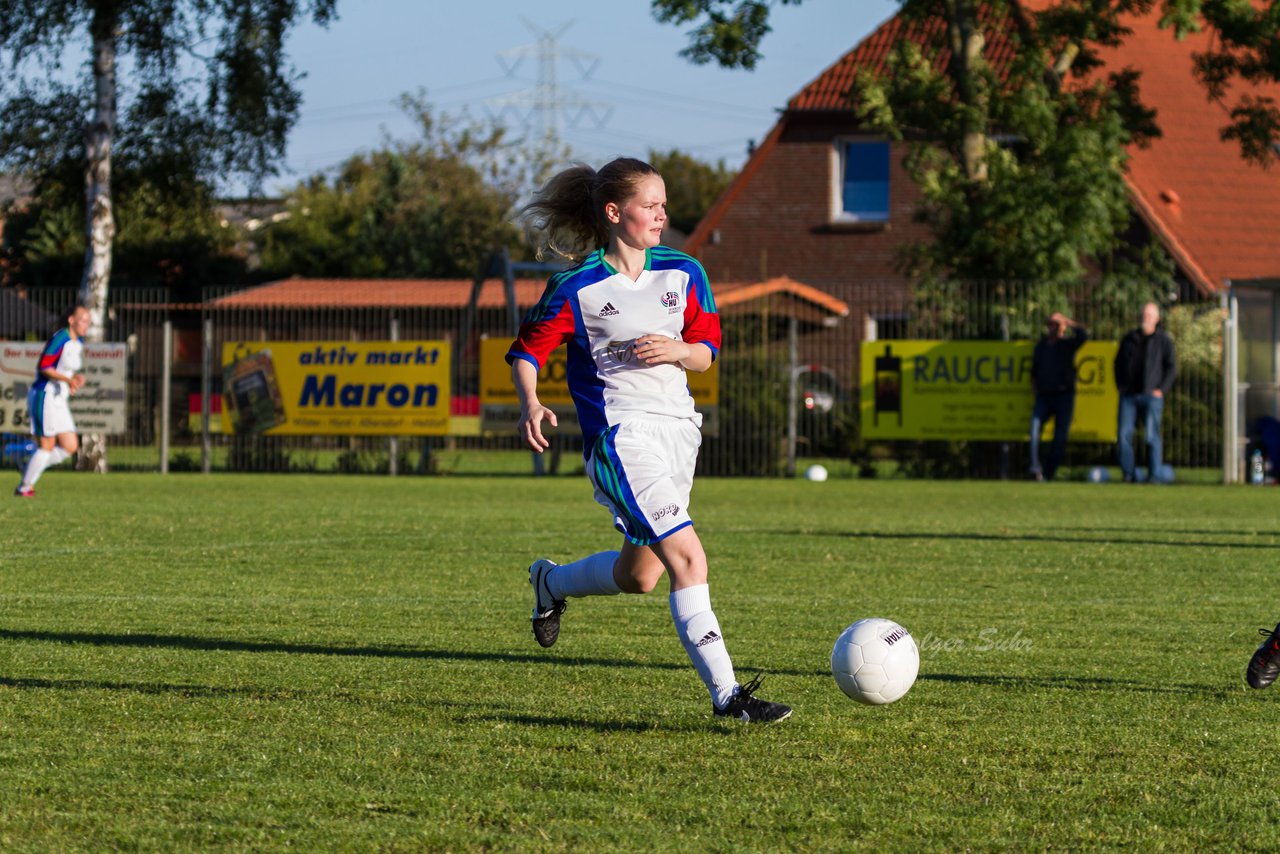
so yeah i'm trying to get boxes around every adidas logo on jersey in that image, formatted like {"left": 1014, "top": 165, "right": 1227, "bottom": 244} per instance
{"left": 598, "top": 302, "right": 620, "bottom": 317}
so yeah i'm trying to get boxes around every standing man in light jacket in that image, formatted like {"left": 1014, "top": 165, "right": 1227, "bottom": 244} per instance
{"left": 1114, "top": 302, "right": 1177, "bottom": 483}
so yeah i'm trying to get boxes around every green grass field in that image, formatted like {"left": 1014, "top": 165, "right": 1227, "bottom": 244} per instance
{"left": 2, "top": 473, "right": 1279, "bottom": 851}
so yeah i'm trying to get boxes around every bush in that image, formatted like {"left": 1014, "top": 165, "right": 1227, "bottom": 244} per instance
{"left": 227, "top": 434, "right": 292, "bottom": 472}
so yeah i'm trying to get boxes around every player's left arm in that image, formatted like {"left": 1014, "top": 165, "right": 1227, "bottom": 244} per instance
{"left": 633, "top": 335, "right": 714, "bottom": 371}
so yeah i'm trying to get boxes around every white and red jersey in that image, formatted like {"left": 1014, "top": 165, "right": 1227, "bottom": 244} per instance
{"left": 32, "top": 328, "right": 83, "bottom": 396}
{"left": 507, "top": 246, "right": 721, "bottom": 447}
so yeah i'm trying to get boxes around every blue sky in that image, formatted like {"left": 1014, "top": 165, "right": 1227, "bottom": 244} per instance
{"left": 275, "top": 0, "right": 898, "bottom": 191}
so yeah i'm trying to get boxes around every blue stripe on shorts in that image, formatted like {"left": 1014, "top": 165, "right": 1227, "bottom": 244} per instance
{"left": 30, "top": 387, "right": 46, "bottom": 437}
{"left": 592, "top": 427, "right": 657, "bottom": 545}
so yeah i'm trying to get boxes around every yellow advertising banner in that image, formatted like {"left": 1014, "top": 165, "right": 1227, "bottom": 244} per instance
{"left": 478, "top": 336, "right": 720, "bottom": 436}
{"left": 860, "top": 340, "right": 1118, "bottom": 441}
{"left": 220, "top": 341, "right": 450, "bottom": 436}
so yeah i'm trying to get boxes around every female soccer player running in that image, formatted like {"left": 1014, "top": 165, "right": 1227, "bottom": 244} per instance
{"left": 15, "top": 304, "right": 92, "bottom": 497}
{"left": 507, "top": 157, "right": 790, "bottom": 723}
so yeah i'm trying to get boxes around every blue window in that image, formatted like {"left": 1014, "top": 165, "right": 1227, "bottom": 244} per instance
{"left": 838, "top": 141, "right": 890, "bottom": 222}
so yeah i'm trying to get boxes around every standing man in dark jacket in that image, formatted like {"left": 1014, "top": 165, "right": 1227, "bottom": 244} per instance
{"left": 1114, "top": 302, "right": 1177, "bottom": 482}
{"left": 1029, "top": 312, "right": 1088, "bottom": 481}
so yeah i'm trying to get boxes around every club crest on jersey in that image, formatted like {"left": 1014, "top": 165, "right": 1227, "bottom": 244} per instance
{"left": 661, "top": 291, "right": 682, "bottom": 314}
{"left": 606, "top": 340, "right": 635, "bottom": 364}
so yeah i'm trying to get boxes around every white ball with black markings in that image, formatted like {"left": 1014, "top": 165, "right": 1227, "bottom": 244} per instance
{"left": 831, "top": 618, "right": 919, "bottom": 705}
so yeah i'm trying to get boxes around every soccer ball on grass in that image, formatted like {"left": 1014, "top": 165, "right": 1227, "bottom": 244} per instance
{"left": 805, "top": 464, "right": 829, "bottom": 482}
{"left": 830, "top": 617, "right": 919, "bottom": 705}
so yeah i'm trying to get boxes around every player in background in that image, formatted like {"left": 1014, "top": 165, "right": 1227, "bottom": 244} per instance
{"left": 1247, "top": 622, "right": 1280, "bottom": 689}
{"left": 507, "top": 157, "right": 791, "bottom": 723}
{"left": 15, "top": 304, "right": 91, "bottom": 497}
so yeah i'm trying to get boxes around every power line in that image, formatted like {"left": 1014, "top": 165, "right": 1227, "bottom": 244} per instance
{"left": 568, "top": 124, "right": 752, "bottom": 160}
{"left": 295, "top": 76, "right": 515, "bottom": 125}
{"left": 580, "top": 76, "right": 775, "bottom": 121}
{"left": 486, "top": 19, "right": 612, "bottom": 147}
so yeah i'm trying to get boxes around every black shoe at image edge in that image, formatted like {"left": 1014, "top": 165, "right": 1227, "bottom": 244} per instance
{"left": 1247, "top": 622, "right": 1280, "bottom": 689}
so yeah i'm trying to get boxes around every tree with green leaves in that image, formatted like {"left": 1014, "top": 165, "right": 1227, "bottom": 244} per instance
{"left": 258, "top": 96, "right": 544, "bottom": 279}
{"left": 3, "top": 157, "right": 246, "bottom": 297}
{"left": 0, "top": 0, "right": 337, "bottom": 469}
{"left": 651, "top": 0, "right": 806, "bottom": 70}
{"left": 851, "top": 0, "right": 1179, "bottom": 338}
{"left": 257, "top": 96, "right": 734, "bottom": 279}
{"left": 0, "top": 0, "right": 337, "bottom": 324}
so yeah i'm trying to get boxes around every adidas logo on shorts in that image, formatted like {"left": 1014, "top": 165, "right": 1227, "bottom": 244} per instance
{"left": 599, "top": 302, "right": 620, "bottom": 317}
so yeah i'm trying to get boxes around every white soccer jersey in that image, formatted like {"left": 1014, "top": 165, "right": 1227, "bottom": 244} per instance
{"left": 32, "top": 328, "right": 83, "bottom": 396}
{"left": 29, "top": 327, "right": 84, "bottom": 436}
{"left": 507, "top": 246, "right": 721, "bottom": 447}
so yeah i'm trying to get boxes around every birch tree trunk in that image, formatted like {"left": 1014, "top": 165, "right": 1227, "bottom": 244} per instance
{"left": 79, "top": 3, "right": 119, "bottom": 474}
{"left": 945, "top": 0, "right": 988, "bottom": 182}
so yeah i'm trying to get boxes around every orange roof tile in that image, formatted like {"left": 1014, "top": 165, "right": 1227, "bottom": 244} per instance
{"left": 207, "top": 278, "right": 549, "bottom": 309}
{"left": 788, "top": 4, "right": 1025, "bottom": 112}
{"left": 718, "top": 276, "right": 851, "bottom": 318}
{"left": 1094, "top": 11, "right": 1280, "bottom": 291}
{"left": 201, "top": 275, "right": 849, "bottom": 322}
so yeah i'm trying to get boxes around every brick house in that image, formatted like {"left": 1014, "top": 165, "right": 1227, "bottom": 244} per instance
{"left": 685, "top": 5, "right": 1280, "bottom": 339}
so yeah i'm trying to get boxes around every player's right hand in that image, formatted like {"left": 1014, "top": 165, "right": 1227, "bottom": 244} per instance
{"left": 518, "top": 404, "right": 558, "bottom": 453}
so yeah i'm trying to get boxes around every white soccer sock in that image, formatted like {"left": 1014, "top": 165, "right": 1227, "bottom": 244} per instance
{"left": 48, "top": 447, "right": 70, "bottom": 466}
{"left": 547, "top": 551, "right": 622, "bottom": 600}
{"left": 670, "top": 584, "right": 737, "bottom": 708}
{"left": 20, "top": 449, "right": 53, "bottom": 488}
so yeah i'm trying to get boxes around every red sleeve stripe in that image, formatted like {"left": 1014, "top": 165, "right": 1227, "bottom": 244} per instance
{"left": 38, "top": 331, "right": 70, "bottom": 370}
{"left": 507, "top": 298, "right": 577, "bottom": 368}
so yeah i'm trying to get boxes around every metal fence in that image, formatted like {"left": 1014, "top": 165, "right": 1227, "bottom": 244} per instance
{"left": 4, "top": 288, "right": 171, "bottom": 472}
{"left": 2, "top": 281, "right": 1226, "bottom": 479}
{"left": 702, "top": 278, "right": 1224, "bottom": 479}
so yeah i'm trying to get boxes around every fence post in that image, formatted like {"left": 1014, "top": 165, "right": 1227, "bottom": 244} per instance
{"left": 160, "top": 318, "right": 172, "bottom": 474}
{"left": 785, "top": 314, "right": 798, "bottom": 477}
{"left": 389, "top": 314, "right": 399, "bottom": 477}
{"left": 202, "top": 315, "right": 213, "bottom": 474}
{"left": 1000, "top": 309, "right": 1011, "bottom": 480}
{"left": 1222, "top": 287, "right": 1238, "bottom": 483}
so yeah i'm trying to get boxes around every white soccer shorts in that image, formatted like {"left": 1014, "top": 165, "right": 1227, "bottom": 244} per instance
{"left": 586, "top": 416, "right": 702, "bottom": 545}
{"left": 28, "top": 385, "right": 76, "bottom": 437}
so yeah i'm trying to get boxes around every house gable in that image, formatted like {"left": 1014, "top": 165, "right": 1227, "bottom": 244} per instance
{"left": 688, "top": 2, "right": 1280, "bottom": 297}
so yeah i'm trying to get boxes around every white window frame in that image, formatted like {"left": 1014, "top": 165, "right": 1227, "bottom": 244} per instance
{"left": 830, "top": 138, "right": 890, "bottom": 224}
